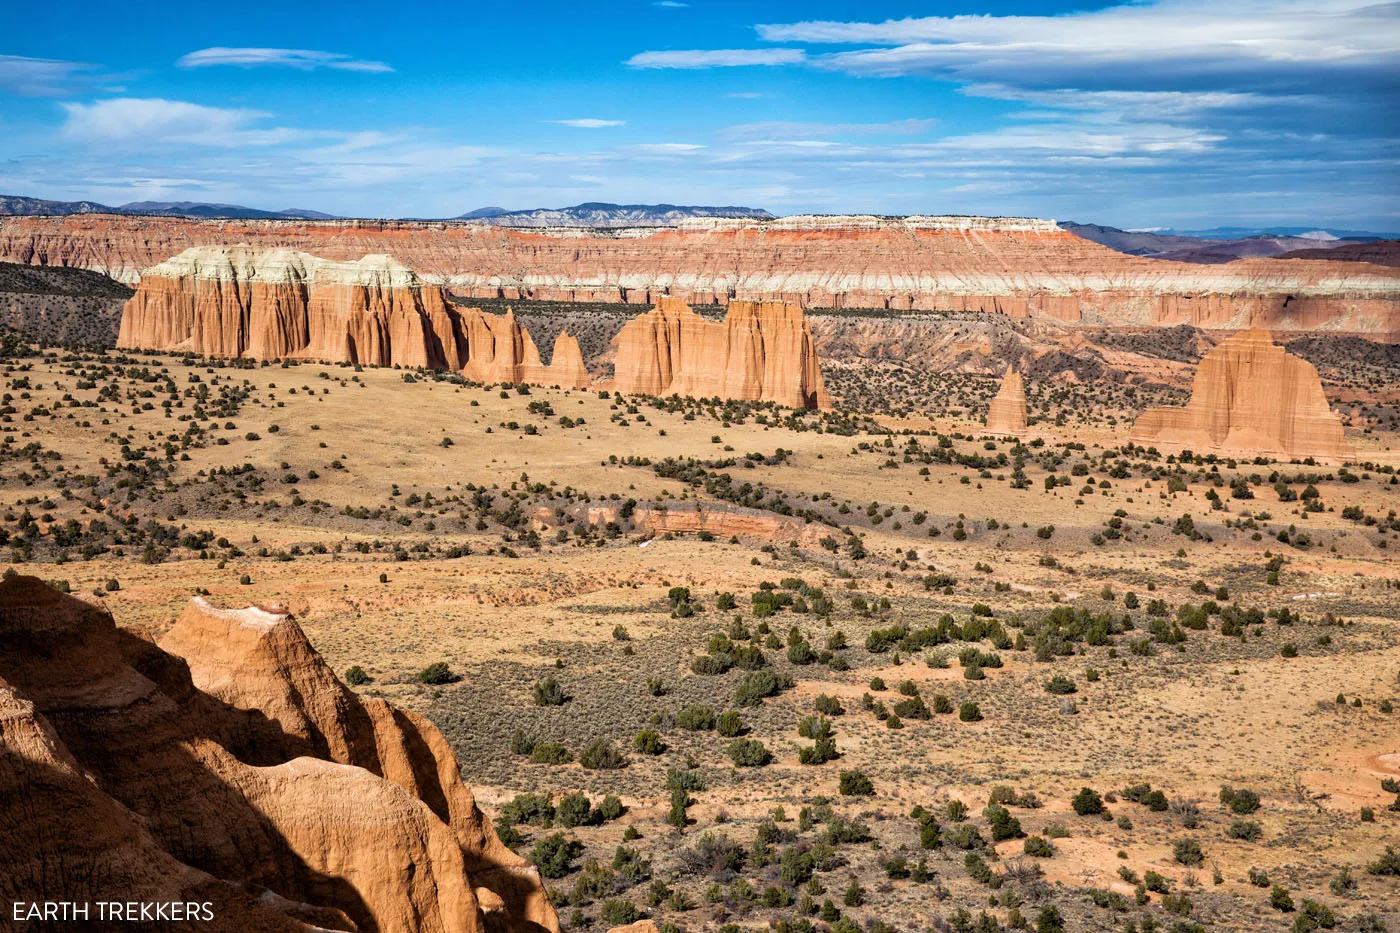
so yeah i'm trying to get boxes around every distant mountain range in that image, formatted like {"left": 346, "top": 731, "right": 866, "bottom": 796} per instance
{"left": 0, "top": 195, "right": 772, "bottom": 227}
{"left": 452, "top": 202, "right": 775, "bottom": 226}
{"left": 2, "top": 195, "right": 1392, "bottom": 265}
{"left": 1061, "top": 221, "right": 1396, "bottom": 264}
{"left": 0, "top": 195, "right": 337, "bottom": 220}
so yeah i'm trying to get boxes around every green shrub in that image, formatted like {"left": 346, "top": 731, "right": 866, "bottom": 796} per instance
{"left": 717, "top": 711, "right": 745, "bottom": 736}
{"left": 839, "top": 770, "right": 875, "bottom": 796}
{"left": 417, "top": 662, "right": 458, "bottom": 685}
{"left": 958, "top": 701, "right": 983, "bottom": 722}
{"left": 1072, "top": 787, "right": 1104, "bottom": 815}
{"left": 734, "top": 669, "right": 784, "bottom": 706}
{"left": 580, "top": 738, "right": 627, "bottom": 770}
{"left": 529, "top": 833, "right": 582, "bottom": 878}
{"left": 529, "top": 742, "right": 572, "bottom": 765}
{"left": 600, "top": 899, "right": 642, "bottom": 925}
{"left": 1045, "top": 674, "right": 1077, "bottom": 695}
{"left": 1173, "top": 837, "right": 1205, "bottom": 866}
{"left": 635, "top": 729, "right": 666, "bottom": 755}
{"left": 1024, "top": 835, "right": 1054, "bottom": 857}
{"left": 344, "top": 665, "right": 370, "bottom": 686}
{"left": 556, "top": 793, "right": 595, "bottom": 828}
{"left": 727, "top": 739, "right": 772, "bottom": 767}
{"left": 676, "top": 705, "right": 717, "bottom": 730}
{"left": 532, "top": 675, "right": 568, "bottom": 705}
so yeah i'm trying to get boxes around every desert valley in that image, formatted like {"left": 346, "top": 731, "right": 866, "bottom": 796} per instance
{"left": 0, "top": 203, "right": 1398, "bottom": 933}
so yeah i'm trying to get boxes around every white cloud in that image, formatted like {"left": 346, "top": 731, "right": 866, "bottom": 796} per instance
{"left": 757, "top": 0, "right": 1399, "bottom": 86}
{"left": 0, "top": 55, "right": 111, "bottom": 96}
{"left": 547, "top": 118, "right": 625, "bottom": 128}
{"left": 60, "top": 98, "right": 306, "bottom": 147}
{"left": 177, "top": 47, "right": 393, "bottom": 73}
{"left": 723, "top": 118, "right": 935, "bottom": 140}
{"left": 627, "top": 49, "right": 805, "bottom": 69}
{"left": 635, "top": 142, "right": 707, "bottom": 152}
{"left": 653, "top": 1, "right": 689, "bottom": 6}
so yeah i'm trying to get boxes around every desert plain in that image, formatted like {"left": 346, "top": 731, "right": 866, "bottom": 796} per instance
{"left": 3, "top": 277, "right": 1400, "bottom": 932}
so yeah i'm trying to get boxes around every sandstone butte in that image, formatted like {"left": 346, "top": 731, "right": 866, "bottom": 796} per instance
{"left": 116, "top": 244, "right": 589, "bottom": 387}
{"left": 0, "top": 574, "right": 558, "bottom": 933}
{"left": 610, "top": 296, "right": 831, "bottom": 410}
{"left": 3, "top": 213, "right": 1397, "bottom": 340}
{"left": 983, "top": 365, "right": 1029, "bottom": 436}
{"left": 1128, "top": 328, "right": 1356, "bottom": 464}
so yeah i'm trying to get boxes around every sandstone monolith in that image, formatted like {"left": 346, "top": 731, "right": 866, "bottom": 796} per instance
{"left": 984, "top": 365, "right": 1029, "bottom": 435}
{"left": 1129, "top": 328, "right": 1355, "bottom": 463}
{"left": 611, "top": 297, "right": 830, "bottom": 409}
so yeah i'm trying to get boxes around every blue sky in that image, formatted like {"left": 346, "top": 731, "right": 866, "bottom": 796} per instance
{"left": 2, "top": 0, "right": 1397, "bottom": 229}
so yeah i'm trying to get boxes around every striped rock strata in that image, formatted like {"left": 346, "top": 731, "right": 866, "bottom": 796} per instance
{"left": 4, "top": 213, "right": 1397, "bottom": 340}
{"left": 116, "top": 245, "right": 588, "bottom": 387}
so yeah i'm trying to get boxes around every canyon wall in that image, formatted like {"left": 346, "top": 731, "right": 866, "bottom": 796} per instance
{"left": 1128, "top": 329, "right": 1355, "bottom": 463}
{"left": 116, "top": 245, "right": 589, "bottom": 387}
{"left": 611, "top": 296, "right": 830, "bottom": 409}
{"left": 0, "top": 574, "right": 557, "bottom": 932}
{"left": 3, "top": 213, "right": 1396, "bottom": 340}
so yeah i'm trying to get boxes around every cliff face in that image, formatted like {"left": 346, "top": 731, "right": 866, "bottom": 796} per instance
{"left": 611, "top": 297, "right": 830, "bottom": 409}
{"left": 984, "top": 366, "right": 1029, "bottom": 435}
{"left": 4, "top": 213, "right": 1396, "bottom": 340}
{"left": 0, "top": 575, "right": 557, "bottom": 933}
{"left": 116, "top": 245, "right": 589, "bottom": 387}
{"left": 1128, "top": 329, "right": 1355, "bottom": 463}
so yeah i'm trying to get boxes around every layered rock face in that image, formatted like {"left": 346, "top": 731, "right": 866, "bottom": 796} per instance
{"left": 4, "top": 213, "right": 1397, "bottom": 340}
{"left": 116, "top": 245, "right": 589, "bottom": 387}
{"left": 1129, "top": 329, "right": 1355, "bottom": 463}
{"left": 611, "top": 297, "right": 830, "bottom": 409}
{"left": 984, "top": 366, "right": 1029, "bottom": 435}
{"left": 0, "top": 575, "right": 557, "bottom": 933}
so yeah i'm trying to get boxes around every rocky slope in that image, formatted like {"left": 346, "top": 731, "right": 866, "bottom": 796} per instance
{"left": 983, "top": 365, "right": 1028, "bottom": 435}
{"left": 117, "top": 245, "right": 588, "bottom": 387}
{"left": 610, "top": 296, "right": 830, "bottom": 409}
{"left": 0, "top": 574, "right": 557, "bottom": 933}
{"left": 1128, "top": 329, "right": 1355, "bottom": 463}
{"left": 2, "top": 214, "right": 1395, "bottom": 340}
{"left": 1, "top": 261, "right": 130, "bottom": 345}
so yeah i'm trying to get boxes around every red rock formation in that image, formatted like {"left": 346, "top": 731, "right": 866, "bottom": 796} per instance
{"left": 0, "top": 575, "right": 557, "bottom": 933}
{"left": 984, "top": 366, "right": 1029, "bottom": 436}
{"left": 460, "top": 307, "right": 589, "bottom": 388}
{"left": 1128, "top": 329, "right": 1355, "bottom": 463}
{"left": 116, "top": 245, "right": 589, "bottom": 387}
{"left": 611, "top": 297, "right": 830, "bottom": 409}
{"left": 3, "top": 213, "right": 1397, "bottom": 340}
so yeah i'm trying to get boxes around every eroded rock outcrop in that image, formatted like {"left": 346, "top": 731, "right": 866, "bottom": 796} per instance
{"left": 5, "top": 214, "right": 1397, "bottom": 340}
{"left": 1128, "top": 328, "right": 1355, "bottom": 463}
{"left": 0, "top": 575, "right": 557, "bottom": 933}
{"left": 116, "top": 245, "right": 588, "bottom": 387}
{"left": 611, "top": 297, "right": 830, "bottom": 409}
{"left": 984, "top": 366, "right": 1029, "bottom": 436}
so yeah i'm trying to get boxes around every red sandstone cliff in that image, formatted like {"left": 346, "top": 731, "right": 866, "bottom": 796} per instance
{"left": 611, "top": 297, "right": 830, "bottom": 409}
{"left": 1128, "top": 328, "right": 1355, "bottom": 463}
{"left": 116, "top": 245, "right": 589, "bottom": 387}
{"left": 0, "top": 575, "right": 557, "bottom": 933}
{"left": 3, "top": 213, "right": 1397, "bottom": 340}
